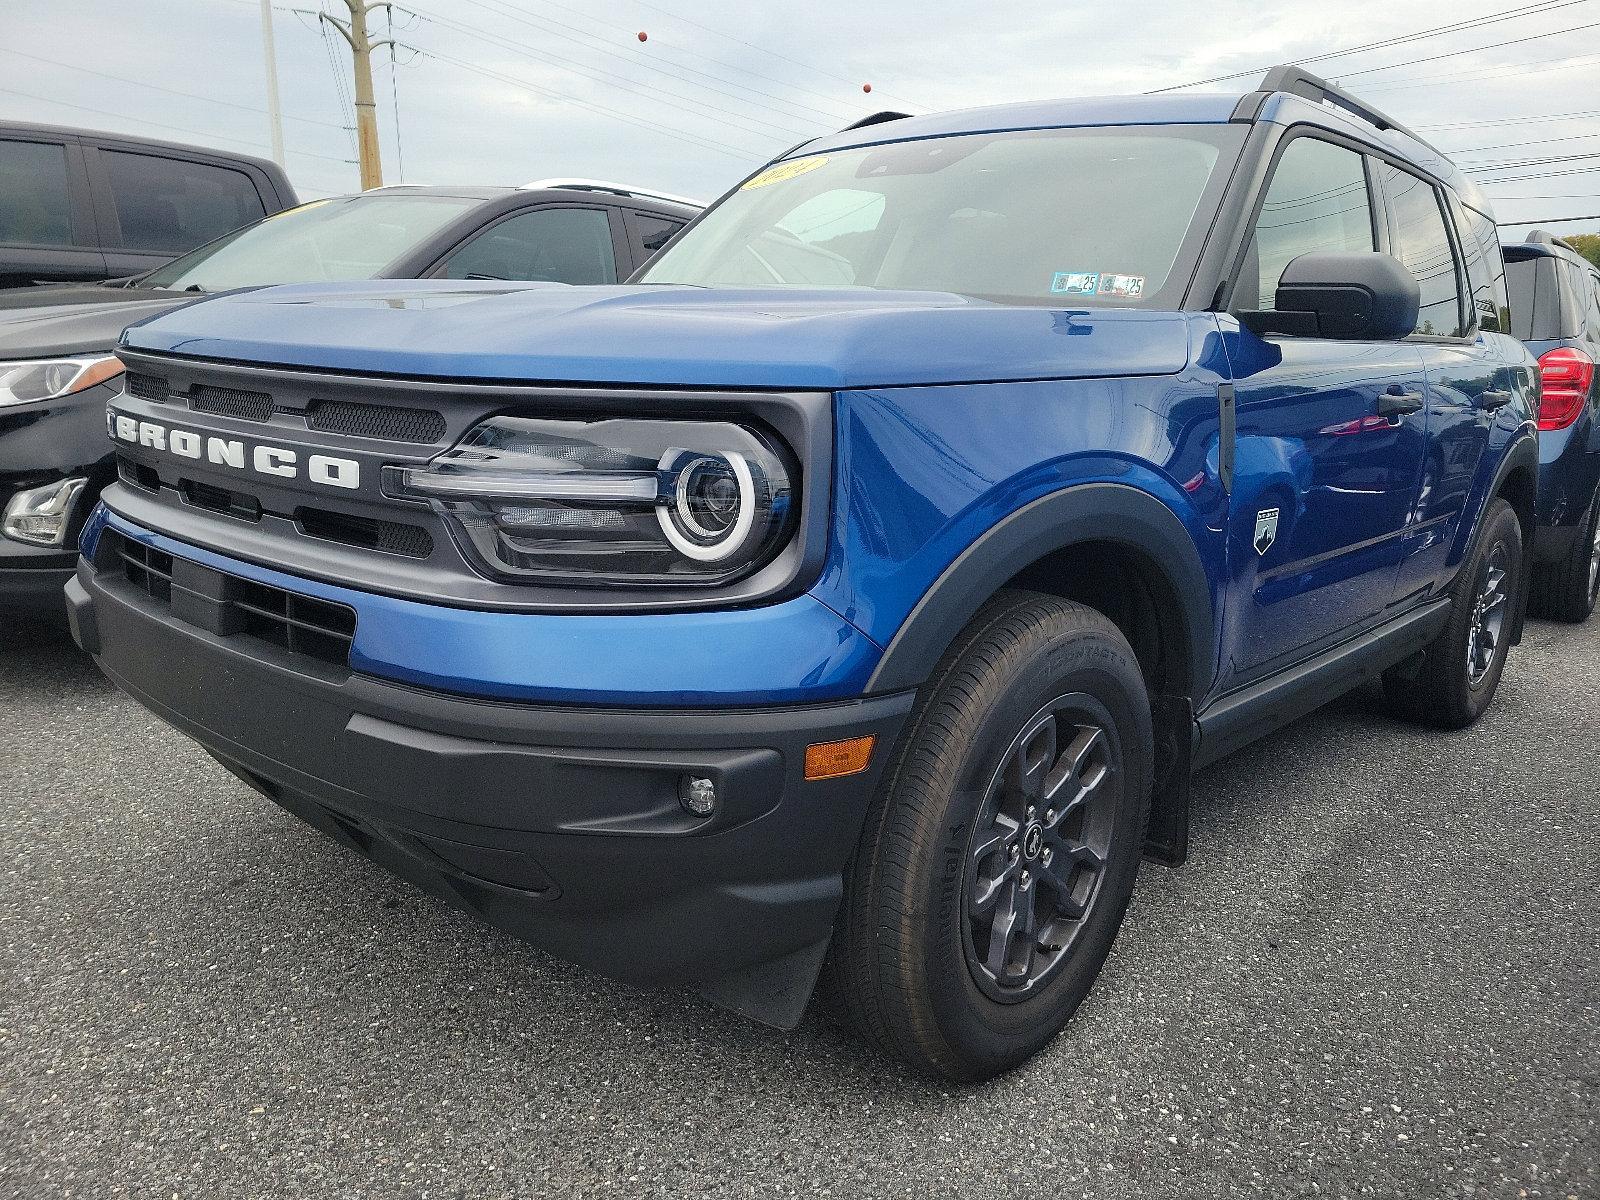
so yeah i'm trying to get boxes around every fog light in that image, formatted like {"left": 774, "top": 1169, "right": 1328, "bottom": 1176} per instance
{"left": 3, "top": 477, "right": 87, "bottom": 546}
{"left": 680, "top": 775, "right": 717, "bottom": 817}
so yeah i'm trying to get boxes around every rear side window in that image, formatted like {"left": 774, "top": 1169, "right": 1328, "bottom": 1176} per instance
{"left": 440, "top": 207, "right": 617, "bottom": 283}
{"left": 1558, "top": 259, "right": 1593, "bottom": 340}
{"left": 1504, "top": 255, "right": 1543, "bottom": 340}
{"left": 0, "top": 139, "right": 72, "bottom": 246}
{"left": 1377, "top": 164, "right": 1466, "bottom": 338}
{"left": 1585, "top": 268, "right": 1600, "bottom": 344}
{"left": 1455, "top": 205, "right": 1510, "bottom": 334}
{"left": 1239, "top": 137, "right": 1374, "bottom": 312}
{"left": 103, "top": 150, "right": 267, "bottom": 252}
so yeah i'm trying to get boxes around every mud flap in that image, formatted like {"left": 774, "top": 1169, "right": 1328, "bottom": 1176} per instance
{"left": 696, "top": 937, "right": 832, "bottom": 1030}
{"left": 1142, "top": 693, "right": 1193, "bottom": 867}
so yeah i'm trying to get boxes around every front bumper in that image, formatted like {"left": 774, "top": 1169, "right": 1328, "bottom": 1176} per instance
{"left": 0, "top": 553, "right": 75, "bottom": 620}
{"left": 68, "top": 528, "right": 915, "bottom": 1027}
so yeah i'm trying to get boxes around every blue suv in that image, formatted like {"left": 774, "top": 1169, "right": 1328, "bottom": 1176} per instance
{"left": 67, "top": 68, "right": 1540, "bottom": 1080}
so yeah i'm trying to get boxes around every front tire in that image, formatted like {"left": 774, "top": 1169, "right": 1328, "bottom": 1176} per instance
{"left": 822, "top": 591, "right": 1152, "bottom": 1081}
{"left": 1385, "top": 497, "right": 1524, "bottom": 729}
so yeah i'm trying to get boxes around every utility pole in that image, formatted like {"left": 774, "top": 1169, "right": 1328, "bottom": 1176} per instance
{"left": 320, "top": 1, "right": 391, "bottom": 190}
{"left": 259, "top": 0, "right": 285, "bottom": 169}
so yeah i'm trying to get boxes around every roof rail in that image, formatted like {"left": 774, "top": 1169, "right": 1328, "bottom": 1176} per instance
{"left": 1525, "top": 228, "right": 1580, "bottom": 252}
{"left": 1235, "top": 66, "right": 1439, "bottom": 153}
{"left": 518, "top": 178, "right": 703, "bottom": 208}
{"left": 842, "top": 110, "right": 913, "bottom": 131}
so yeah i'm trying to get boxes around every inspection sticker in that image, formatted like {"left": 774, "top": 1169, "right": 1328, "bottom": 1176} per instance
{"left": 1097, "top": 272, "right": 1146, "bottom": 298}
{"left": 1050, "top": 271, "right": 1100, "bottom": 296}
{"left": 741, "top": 156, "right": 829, "bottom": 190}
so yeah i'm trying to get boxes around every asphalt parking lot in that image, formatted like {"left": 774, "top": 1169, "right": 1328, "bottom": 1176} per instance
{"left": 2, "top": 612, "right": 1596, "bottom": 1200}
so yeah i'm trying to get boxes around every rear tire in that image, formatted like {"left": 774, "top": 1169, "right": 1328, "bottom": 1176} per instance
{"left": 1384, "top": 497, "right": 1524, "bottom": 729}
{"left": 821, "top": 590, "right": 1152, "bottom": 1081}
{"left": 1529, "top": 490, "right": 1600, "bottom": 624}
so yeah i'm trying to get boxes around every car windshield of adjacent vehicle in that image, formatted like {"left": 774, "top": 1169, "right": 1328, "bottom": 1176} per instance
{"left": 639, "top": 124, "right": 1244, "bottom": 307}
{"left": 138, "top": 193, "right": 480, "bottom": 292}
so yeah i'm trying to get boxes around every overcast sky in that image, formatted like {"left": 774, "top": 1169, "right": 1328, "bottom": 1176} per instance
{"left": 4, "top": 0, "right": 1597, "bottom": 240}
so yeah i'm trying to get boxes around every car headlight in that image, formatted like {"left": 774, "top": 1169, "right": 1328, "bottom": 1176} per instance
{"left": 387, "top": 415, "right": 795, "bottom": 586}
{"left": 3, "top": 477, "right": 88, "bottom": 546}
{"left": 0, "top": 355, "right": 124, "bottom": 408}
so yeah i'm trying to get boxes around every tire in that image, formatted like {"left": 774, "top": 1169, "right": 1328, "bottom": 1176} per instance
{"left": 820, "top": 590, "right": 1153, "bottom": 1082}
{"left": 1529, "top": 490, "right": 1600, "bottom": 624}
{"left": 1384, "top": 497, "right": 1524, "bottom": 729}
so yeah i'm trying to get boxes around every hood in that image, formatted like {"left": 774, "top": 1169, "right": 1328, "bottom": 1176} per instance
{"left": 118, "top": 280, "right": 1195, "bottom": 389}
{"left": 0, "top": 285, "right": 193, "bottom": 359}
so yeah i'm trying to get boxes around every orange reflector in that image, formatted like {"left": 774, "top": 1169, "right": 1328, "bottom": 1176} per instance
{"left": 804, "top": 735, "right": 875, "bottom": 781}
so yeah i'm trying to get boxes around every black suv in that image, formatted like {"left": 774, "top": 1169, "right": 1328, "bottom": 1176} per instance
{"left": 0, "top": 121, "right": 297, "bottom": 288}
{"left": 0, "top": 181, "right": 700, "bottom": 619}
{"left": 1504, "top": 231, "right": 1600, "bottom": 621}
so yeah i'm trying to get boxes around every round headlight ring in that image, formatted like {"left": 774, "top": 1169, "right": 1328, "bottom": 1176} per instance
{"left": 656, "top": 449, "right": 759, "bottom": 563}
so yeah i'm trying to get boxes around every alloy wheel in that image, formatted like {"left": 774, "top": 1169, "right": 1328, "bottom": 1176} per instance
{"left": 962, "top": 696, "right": 1119, "bottom": 1003}
{"left": 1467, "top": 542, "right": 1511, "bottom": 687}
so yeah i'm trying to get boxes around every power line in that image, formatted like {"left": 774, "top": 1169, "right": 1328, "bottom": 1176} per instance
{"left": 403, "top": 5, "right": 820, "bottom": 142}
{"left": 0, "top": 84, "right": 354, "bottom": 166}
{"left": 1473, "top": 164, "right": 1600, "bottom": 182}
{"left": 1444, "top": 130, "right": 1600, "bottom": 154}
{"left": 1357, "top": 51, "right": 1600, "bottom": 93}
{"left": 0, "top": 46, "right": 348, "bottom": 131}
{"left": 1418, "top": 109, "right": 1600, "bottom": 130}
{"left": 401, "top": 41, "right": 771, "bottom": 161}
{"left": 1147, "top": 0, "right": 1593, "bottom": 91}
{"left": 1496, "top": 212, "right": 1600, "bottom": 224}
{"left": 453, "top": 0, "right": 857, "bottom": 127}
{"left": 1328, "top": 18, "right": 1600, "bottom": 80}
{"left": 1467, "top": 151, "right": 1600, "bottom": 171}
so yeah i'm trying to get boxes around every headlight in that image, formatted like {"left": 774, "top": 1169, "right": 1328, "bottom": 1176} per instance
{"left": 387, "top": 416, "right": 795, "bottom": 586}
{"left": 0, "top": 355, "right": 124, "bottom": 408}
{"left": 3, "top": 477, "right": 88, "bottom": 546}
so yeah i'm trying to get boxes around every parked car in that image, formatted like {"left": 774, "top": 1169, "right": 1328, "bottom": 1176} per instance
{"left": 1503, "top": 230, "right": 1600, "bottom": 622}
{"left": 0, "top": 181, "right": 699, "bottom": 620}
{"left": 68, "top": 68, "right": 1538, "bottom": 1081}
{"left": 0, "top": 121, "right": 297, "bottom": 289}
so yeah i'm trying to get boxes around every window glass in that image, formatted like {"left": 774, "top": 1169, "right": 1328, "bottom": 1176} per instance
{"left": 0, "top": 140, "right": 72, "bottom": 246}
{"left": 141, "top": 194, "right": 478, "bottom": 291}
{"left": 1585, "top": 269, "right": 1600, "bottom": 344}
{"left": 1378, "top": 164, "right": 1465, "bottom": 337}
{"left": 104, "top": 150, "right": 266, "bottom": 252}
{"left": 1456, "top": 205, "right": 1510, "bottom": 334}
{"left": 634, "top": 213, "right": 686, "bottom": 254}
{"left": 1241, "top": 137, "right": 1374, "bottom": 311}
{"left": 642, "top": 125, "right": 1245, "bottom": 307}
{"left": 1504, "top": 255, "right": 1540, "bottom": 340}
{"left": 442, "top": 207, "right": 617, "bottom": 283}
{"left": 1558, "top": 259, "right": 1591, "bottom": 340}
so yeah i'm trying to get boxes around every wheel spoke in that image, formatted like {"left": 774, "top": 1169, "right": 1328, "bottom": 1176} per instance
{"left": 1007, "top": 715, "right": 1058, "bottom": 802}
{"left": 970, "top": 856, "right": 1019, "bottom": 916}
{"left": 1042, "top": 726, "right": 1105, "bottom": 812}
{"left": 984, "top": 880, "right": 1021, "bottom": 977}
{"left": 967, "top": 815, "right": 1016, "bottom": 870}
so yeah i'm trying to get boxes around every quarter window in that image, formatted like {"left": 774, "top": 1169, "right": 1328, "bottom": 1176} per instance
{"left": 0, "top": 139, "right": 73, "bottom": 246}
{"left": 441, "top": 207, "right": 617, "bottom": 283}
{"left": 634, "top": 213, "right": 686, "bottom": 254}
{"left": 1239, "top": 137, "right": 1374, "bottom": 312}
{"left": 1377, "top": 164, "right": 1466, "bottom": 338}
{"left": 103, "top": 150, "right": 267, "bottom": 252}
{"left": 1455, "top": 204, "right": 1510, "bottom": 334}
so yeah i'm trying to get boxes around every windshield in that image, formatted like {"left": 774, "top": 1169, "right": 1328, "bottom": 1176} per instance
{"left": 641, "top": 125, "right": 1243, "bottom": 307}
{"left": 140, "top": 194, "right": 480, "bottom": 292}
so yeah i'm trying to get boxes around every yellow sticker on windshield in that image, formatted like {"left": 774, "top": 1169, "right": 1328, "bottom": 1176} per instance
{"left": 741, "top": 156, "right": 829, "bottom": 190}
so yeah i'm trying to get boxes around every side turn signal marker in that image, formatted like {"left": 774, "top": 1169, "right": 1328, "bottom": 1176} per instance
{"left": 804, "top": 735, "right": 875, "bottom": 781}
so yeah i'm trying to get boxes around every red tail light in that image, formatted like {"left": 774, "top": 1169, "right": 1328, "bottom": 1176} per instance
{"left": 1537, "top": 347, "right": 1596, "bottom": 432}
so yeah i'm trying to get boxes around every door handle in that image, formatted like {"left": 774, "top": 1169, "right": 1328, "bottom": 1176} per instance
{"left": 1378, "top": 388, "right": 1425, "bottom": 418}
{"left": 1477, "top": 389, "right": 1514, "bottom": 412}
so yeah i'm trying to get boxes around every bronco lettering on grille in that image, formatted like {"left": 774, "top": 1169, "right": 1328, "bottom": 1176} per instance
{"left": 110, "top": 411, "right": 361, "bottom": 490}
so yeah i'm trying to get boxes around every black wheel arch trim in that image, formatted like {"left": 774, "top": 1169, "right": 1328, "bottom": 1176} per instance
{"left": 865, "top": 483, "right": 1215, "bottom": 698}
{"left": 1483, "top": 429, "right": 1541, "bottom": 647}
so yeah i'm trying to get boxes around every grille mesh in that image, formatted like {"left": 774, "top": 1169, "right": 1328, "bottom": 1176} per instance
{"left": 297, "top": 508, "right": 434, "bottom": 559}
{"left": 190, "top": 384, "right": 274, "bottom": 423}
{"left": 126, "top": 372, "right": 167, "bottom": 401}
{"left": 307, "top": 399, "right": 446, "bottom": 444}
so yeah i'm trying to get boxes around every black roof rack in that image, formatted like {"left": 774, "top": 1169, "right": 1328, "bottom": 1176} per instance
{"left": 1233, "top": 66, "right": 1439, "bottom": 153}
{"left": 843, "top": 110, "right": 914, "bottom": 131}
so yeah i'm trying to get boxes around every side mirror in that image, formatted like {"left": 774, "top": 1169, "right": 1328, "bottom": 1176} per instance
{"left": 1241, "top": 252, "right": 1420, "bottom": 341}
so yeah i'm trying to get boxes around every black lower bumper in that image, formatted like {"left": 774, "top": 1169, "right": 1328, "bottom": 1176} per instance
{"left": 0, "top": 555, "right": 75, "bottom": 620}
{"left": 68, "top": 557, "right": 914, "bottom": 1027}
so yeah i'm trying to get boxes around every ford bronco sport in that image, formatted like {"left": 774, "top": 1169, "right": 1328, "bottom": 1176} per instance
{"left": 68, "top": 67, "right": 1540, "bottom": 1081}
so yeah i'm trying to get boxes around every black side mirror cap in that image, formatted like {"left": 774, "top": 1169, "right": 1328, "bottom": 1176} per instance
{"left": 1240, "top": 251, "right": 1421, "bottom": 341}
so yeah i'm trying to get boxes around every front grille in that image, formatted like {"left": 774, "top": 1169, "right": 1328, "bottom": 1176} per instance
{"left": 111, "top": 533, "right": 173, "bottom": 603}
{"left": 180, "top": 480, "right": 262, "bottom": 521}
{"left": 229, "top": 576, "right": 357, "bottom": 665}
{"left": 99, "top": 530, "right": 356, "bottom": 669}
{"left": 307, "top": 399, "right": 446, "bottom": 444}
{"left": 126, "top": 372, "right": 168, "bottom": 401}
{"left": 190, "top": 384, "right": 274, "bottom": 422}
{"left": 117, "top": 455, "right": 161, "bottom": 493}
{"left": 296, "top": 507, "right": 433, "bottom": 559}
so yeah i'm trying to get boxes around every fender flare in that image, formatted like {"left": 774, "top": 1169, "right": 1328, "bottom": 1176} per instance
{"left": 865, "top": 482, "right": 1216, "bottom": 697}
